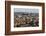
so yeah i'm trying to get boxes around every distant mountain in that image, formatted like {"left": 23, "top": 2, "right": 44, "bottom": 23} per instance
{"left": 14, "top": 12, "right": 39, "bottom": 16}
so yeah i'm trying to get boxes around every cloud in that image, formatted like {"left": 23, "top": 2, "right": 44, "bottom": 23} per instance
{"left": 14, "top": 8, "right": 39, "bottom": 13}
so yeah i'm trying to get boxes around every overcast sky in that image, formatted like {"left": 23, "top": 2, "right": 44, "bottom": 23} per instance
{"left": 14, "top": 8, "right": 39, "bottom": 13}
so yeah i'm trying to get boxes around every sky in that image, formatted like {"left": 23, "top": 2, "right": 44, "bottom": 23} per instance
{"left": 14, "top": 8, "right": 39, "bottom": 13}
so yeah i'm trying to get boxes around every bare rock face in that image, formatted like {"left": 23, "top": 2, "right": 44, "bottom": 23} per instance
{"left": 14, "top": 12, "right": 39, "bottom": 27}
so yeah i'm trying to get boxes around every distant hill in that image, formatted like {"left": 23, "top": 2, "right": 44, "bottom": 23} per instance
{"left": 14, "top": 12, "right": 39, "bottom": 17}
